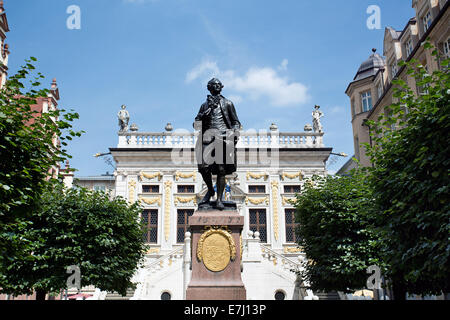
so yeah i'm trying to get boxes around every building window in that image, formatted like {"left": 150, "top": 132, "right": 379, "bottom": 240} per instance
{"left": 142, "top": 185, "right": 159, "bottom": 193}
{"left": 249, "top": 209, "right": 267, "bottom": 243}
{"left": 377, "top": 83, "right": 383, "bottom": 100}
{"left": 444, "top": 38, "right": 450, "bottom": 58}
{"left": 405, "top": 38, "right": 414, "bottom": 57}
{"left": 284, "top": 185, "right": 301, "bottom": 194}
{"left": 391, "top": 62, "right": 399, "bottom": 78}
{"left": 361, "top": 91, "right": 373, "bottom": 112}
{"left": 94, "top": 185, "right": 106, "bottom": 192}
{"left": 177, "top": 185, "right": 195, "bottom": 193}
{"left": 248, "top": 185, "right": 266, "bottom": 194}
{"left": 142, "top": 209, "right": 158, "bottom": 243}
{"left": 422, "top": 11, "right": 432, "bottom": 33}
{"left": 177, "top": 209, "right": 194, "bottom": 243}
{"left": 285, "top": 209, "right": 298, "bottom": 243}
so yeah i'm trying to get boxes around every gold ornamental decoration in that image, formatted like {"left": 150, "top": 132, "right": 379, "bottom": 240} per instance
{"left": 128, "top": 180, "right": 136, "bottom": 203}
{"left": 164, "top": 181, "right": 172, "bottom": 241}
{"left": 245, "top": 196, "right": 269, "bottom": 206}
{"left": 284, "top": 247, "right": 303, "bottom": 254}
{"left": 197, "top": 227, "right": 236, "bottom": 272}
{"left": 246, "top": 171, "right": 268, "bottom": 181}
{"left": 139, "top": 196, "right": 162, "bottom": 206}
{"left": 282, "top": 196, "right": 295, "bottom": 206}
{"left": 271, "top": 180, "right": 280, "bottom": 241}
{"left": 281, "top": 171, "right": 304, "bottom": 181}
{"left": 146, "top": 247, "right": 160, "bottom": 254}
{"left": 174, "top": 196, "right": 197, "bottom": 206}
{"left": 140, "top": 171, "right": 163, "bottom": 181}
{"left": 175, "top": 171, "right": 196, "bottom": 181}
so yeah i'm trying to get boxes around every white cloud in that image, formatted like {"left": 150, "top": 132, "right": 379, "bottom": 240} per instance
{"left": 186, "top": 60, "right": 310, "bottom": 107}
{"left": 278, "top": 59, "right": 289, "bottom": 71}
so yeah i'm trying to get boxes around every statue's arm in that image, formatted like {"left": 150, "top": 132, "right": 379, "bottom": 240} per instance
{"left": 228, "top": 102, "right": 241, "bottom": 130}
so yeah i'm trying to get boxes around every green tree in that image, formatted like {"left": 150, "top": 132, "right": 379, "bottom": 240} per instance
{"left": 0, "top": 59, "right": 81, "bottom": 278}
{"left": 365, "top": 43, "right": 450, "bottom": 299}
{"left": 292, "top": 170, "right": 385, "bottom": 294}
{"left": 0, "top": 183, "right": 146, "bottom": 300}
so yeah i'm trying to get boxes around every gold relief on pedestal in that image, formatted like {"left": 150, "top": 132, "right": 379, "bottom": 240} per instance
{"left": 197, "top": 227, "right": 236, "bottom": 272}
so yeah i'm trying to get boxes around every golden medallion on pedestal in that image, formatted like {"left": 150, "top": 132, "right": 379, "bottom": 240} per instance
{"left": 197, "top": 227, "right": 236, "bottom": 272}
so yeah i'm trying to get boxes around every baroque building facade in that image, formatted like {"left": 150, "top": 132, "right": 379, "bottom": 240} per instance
{"left": 340, "top": 0, "right": 449, "bottom": 171}
{"left": 102, "top": 114, "right": 333, "bottom": 300}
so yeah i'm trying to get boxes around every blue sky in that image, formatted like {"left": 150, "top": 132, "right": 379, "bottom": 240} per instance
{"left": 5, "top": 0, "right": 415, "bottom": 175}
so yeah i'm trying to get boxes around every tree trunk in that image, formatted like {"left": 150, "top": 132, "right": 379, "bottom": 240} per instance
{"left": 36, "top": 290, "right": 46, "bottom": 301}
{"left": 392, "top": 280, "right": 407, "bottom": 301}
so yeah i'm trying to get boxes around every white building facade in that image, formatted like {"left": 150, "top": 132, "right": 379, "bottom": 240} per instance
{"left": 107, "top": 111, "right": 332, "bottom": 300}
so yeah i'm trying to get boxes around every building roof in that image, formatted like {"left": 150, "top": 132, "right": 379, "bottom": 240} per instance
{"left": 353, "top": 50, "right": 385, "bottom": 81}
{"left": 74, "top": 175, "right": 115, "bottom": 182}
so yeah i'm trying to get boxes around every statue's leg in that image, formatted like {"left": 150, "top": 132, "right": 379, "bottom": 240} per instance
{"left": 215, "top": 172, "right": 226, "bottom": 210}
{"left": 199, "top": 167, "right": 215, "bottom": 205}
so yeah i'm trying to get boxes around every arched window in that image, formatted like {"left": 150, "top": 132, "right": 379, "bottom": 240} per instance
{"left": 161, "top": 291, "right": 171, "bottom": 300}
{"left": 275, "top": 290, "right": 286, "bottom": 300}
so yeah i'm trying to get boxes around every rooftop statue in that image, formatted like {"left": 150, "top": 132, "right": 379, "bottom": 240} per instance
{"left": 194, "top": 78, "right": 241, "bottom": 211}
{"left": 312, "top": 105, "right": 324, "bottom": 133}
{"left": 118, "top": 104, "right": 130, "bottom": 132}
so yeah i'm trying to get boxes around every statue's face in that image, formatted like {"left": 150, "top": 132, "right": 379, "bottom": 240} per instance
{"left": 208, "top": 80, "right": 223, "bottom": 95}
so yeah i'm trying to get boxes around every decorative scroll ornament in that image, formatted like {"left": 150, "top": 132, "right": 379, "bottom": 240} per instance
{"left": 245, "top": 196, "right": 269, "bottom": 206}
{"left": 246, "top": 172, "right": 269, "bottom": 181}
{"left": 140, "top": 171, "right": 163, "bottom": 181}
{"left": 197, "top": 227, "right": 236, "bottom": 272}
{"left": 128, "top": 180, "right": 136, "bottom": 203}
{"left": 284, "top": 246, "right": 303, "bottom": 254}
{"left": 281, "top": 171, "right": 304, "bottom": 181}
{"left": 174, "top": 196, "right": 197, "bottom": 206}
{"left": 175, "top": 171, "right": 196, "bottom": 181}
{"left": 282, "top": 196, "right": 295, "bottom": 206}
{"left": 146, "top": 247, "right": 160, "bottom": 254}
{"left": 271, "top": 181, "right": 280, "bottom": 241}
{"left": 139, "top": 196, "right": 162, "bottom": 206}
{"left": 164, "top": 181, "right": 172, "bottom": 241}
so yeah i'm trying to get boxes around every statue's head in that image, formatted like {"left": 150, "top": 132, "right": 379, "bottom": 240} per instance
{"left": 314, "top": 105, "right": 320, "bottom": 110}
{"left": 207, "top": 78, "right": 224, "bottom": 95}
{"left": 121, "top": 104, "right": 126, "bottom": 109}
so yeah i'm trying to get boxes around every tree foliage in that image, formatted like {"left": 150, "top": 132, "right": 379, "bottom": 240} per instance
{"left": 365, "top": 44, "right": 450, "bottom": 296}
{"left": 293, "top": 170, "right": 385, "bottom": 293}
{"left": 0, "top": 59, "right": 81, "bottom": 275}
{"left": 0, "top": 183, "right": 146, "bottom": 297}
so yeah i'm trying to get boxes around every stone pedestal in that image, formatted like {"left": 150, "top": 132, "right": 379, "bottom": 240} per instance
{"left": 186, "top": 205, "right": 246, "bottom": 300}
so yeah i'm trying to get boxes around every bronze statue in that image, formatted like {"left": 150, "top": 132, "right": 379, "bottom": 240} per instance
{"left": 194, "top": 78, "right": 241, "bottom": 210}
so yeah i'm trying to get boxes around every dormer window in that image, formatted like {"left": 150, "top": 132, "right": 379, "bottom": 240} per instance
{"left": 422, "top": 11, "right": 432, "bottom": 33}
{"left": 391, "top": 62, "right": 399, "bottom": 78}
{"left": 405, "top": 38, "right": 414, "bottom": 57}
{"left": 444, "top": 37, "right": 450, "bottom": 58}
{"left": 361, "top": 91, "right": 373, "bottom": 112}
